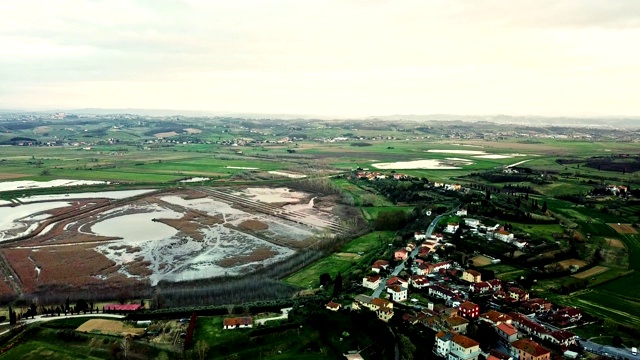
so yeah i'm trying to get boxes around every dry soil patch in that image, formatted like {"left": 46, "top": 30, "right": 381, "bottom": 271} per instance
{"left": 572, "top": 266, "right": 609, "bottom": 279}
{"left": 77, "top": 319, "right": 145, "bottom": 336}
{"left": 606, "top": 238, "right": 625, "bottom": 248}
{"left": 470, "top": 255, "right": 493, "bottom": 267}
{"left": 607, "top": 223, "right": 638, "bottom": 234}
{"left": 557, "top": 259, "right": 588, "bottom": 269}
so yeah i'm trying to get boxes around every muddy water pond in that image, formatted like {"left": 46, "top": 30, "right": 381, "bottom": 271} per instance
{"left": 91, "top": 210, "right": 181, "bottom": 242}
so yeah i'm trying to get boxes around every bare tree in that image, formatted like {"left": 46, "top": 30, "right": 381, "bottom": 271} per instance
{"left": 195, "top": 340, "right": 209, "bottom": 360}
{"left": 226, "top": 304, "right": 235, "bottom": 315}
{"left": 121, "top": 335, "right": 131, "bottom": 359}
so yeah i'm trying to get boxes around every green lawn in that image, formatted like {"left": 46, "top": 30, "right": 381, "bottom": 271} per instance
{"left": 284, "top": 254, "right": 357, "bottom": 288}
{"left": 341, "top": 231, "right": 394, "bottom": 254}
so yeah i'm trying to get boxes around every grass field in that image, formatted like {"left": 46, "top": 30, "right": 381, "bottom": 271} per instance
{"left": 284, "top": 254, "right": 358, "bottom": 288}
{"left": 341, "top": 231, "right": 394, "bottom": 254}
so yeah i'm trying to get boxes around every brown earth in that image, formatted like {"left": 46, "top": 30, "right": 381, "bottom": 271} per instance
{"left": 216, "top": 246, "right": 277, "bottom": 268}
{"left": 154, "top": 131, "right": 179, "bottom": 138}
{"left": 607, "top": 223, "right": 638, "bottom": 234}
{"left": 125, "top": 257, "right": 153, "bottom": 277}
{"left": 77, "top": 319, "right": 145, "bottom": 336}
{"left": 154, "top": 210, "right": 224, "bottom": 241}
{"left": 0, "top": 173, "right": 29, "bottom": 180}
{"left": 572, "top": 266, "right": 609, "bottom": 279}
{"left": 238, "top": 220, "right": 269, "bottom": 231}
{"left": 557, "top": 259, "right": 588, "bottom": 269}
{"left": 606, "top": 238, "right": 625, "bottom": 248}
{"left": 470, "top": 255, "right": 493, "bottom": 267}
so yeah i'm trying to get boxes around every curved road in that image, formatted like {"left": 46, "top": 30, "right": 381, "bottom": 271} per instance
{"left": 372, "top": 211, "right": 451, "bottom": 298}
{"left": 0, "top": 313, "right": 125, "bottom": 336}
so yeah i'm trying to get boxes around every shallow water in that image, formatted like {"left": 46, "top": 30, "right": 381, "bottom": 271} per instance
{"left": 91, "top": 210, "right": 181, "bottom": 242}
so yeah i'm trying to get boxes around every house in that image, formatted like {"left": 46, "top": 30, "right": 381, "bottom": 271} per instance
{"left": 344, "top": 353, "right": 365, "bottom": 360}
{"left": 406, "top": 242, "right": 417, "bottom": 251}
{"left": 435, "top": 331, "right": 481, "bottom": 360}
{"left": 326, "top": 301, "right": 341, "bottom": 311}
{"left": 362, "top": 275, "right": 381, "bottom": 290}
{"left": 414, "top": 231, "right": 428, "bottom": 240}
{"left": 352, "top": 295, "right": 395, "bottom": 322}
{"left": 464, "top": 218, "right": 481, "bottom": 227}
{"left": 433, "top": 233, "right": 444, "bottom": 241}
{"left": 510, "top": 338, "right": 551, "bottom": 360}
{"left": 508, "top": 312, "right": 548, "bottom": 338}
{"left": 446, "top": 297, "right": 463, "bottom": 308}
{"left": 435, "top": 331, "right": 455, "bottom": 357}
{"left": 540, "top": 330, "right": 578, "bottom": 346}
{"left": 480, "top": 310, "right": 512, "bottom": 326}
{"left": 411, "top": 275, "right": 430, "bottom": 289}
{"left": 415, "top": 262, "right": 432, "bottom": 275}
{"left": 494, "top": 230, "right": 514, "bottom": 242}
{"left": 508, "top": 287, "right": 529, "bottom": 302}
{"left": 458, "top": 301, "right": 480, "bottom": 319}
{"left": 223, "top": 317, "right": 253, "bottom": 330}
{"left": 552, "top": 307, "right": 582, "bottom": 327}
{"left": 432, "top": 261, "right": 452, "bottom": 272}
{"left": 371, "top": 260, "right": 390, "bottom": 273}
{"left": 428, "top": 285, "right": 459, "bottom": 302}
{"left": 520, "top": 298, "right": 552, "bottom": 315}
{"left": 462, "top": 270, "right": 482, "bottom": 283}
{"left": 445, "top": 184, "right": 462, "bottom": 191}
{"left": 386, "top": 276, "right": 409, "bottom": 288}
{"left": 394, "top": 248, "right": 409, "bottom": 261}
{"left": 446, "top": 223, "right": 460, "bottom": 233}
{"left": 513, "top": 239, "right": 528, "bottom": 248}
{"left": 496, "top": 323, "right": 518, "bottom": 343}
{"left": 456, "top": 209, "right": 468, "bottom": 216}
{"left": 487, "top": 279, "right": 502, "bottom": 291}
{"left": 387, "top": 285, "right": 408, "bottom": 302}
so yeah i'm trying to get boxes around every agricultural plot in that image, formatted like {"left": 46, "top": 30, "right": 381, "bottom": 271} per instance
{"left": 607, "top": 223, "right": 638, "bottom": 234}
{"left": 341, "top": 231, "right": 394, "bottom": 254}
{"left": 572, "top": 266, "right": 609, "bottom": 279}
{"left": 470, "top": 255, "right": 494, "bottom": 267}
{"left": 76, "top": 319, "right": 145, "bottom": 337}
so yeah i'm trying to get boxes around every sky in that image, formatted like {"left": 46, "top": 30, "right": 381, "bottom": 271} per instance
{"left": 1, "top": 0, "right": 639, "bottom": 118}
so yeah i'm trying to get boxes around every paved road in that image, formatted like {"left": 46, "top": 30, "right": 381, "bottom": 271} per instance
{"left": 0, "top": 313, "right": 125, "bottom": 336}
{"left": 372, "top": 212, "right": 448, "bottom": 298}
{"left": 580, "top": 339, "right": 635, "bottom": 360}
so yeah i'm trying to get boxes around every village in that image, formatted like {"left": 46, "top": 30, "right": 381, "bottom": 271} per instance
{"left": 334, "top": 210, "right": 593, "bottom": 360}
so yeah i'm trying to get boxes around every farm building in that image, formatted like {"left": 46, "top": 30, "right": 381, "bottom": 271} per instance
{"left": 223, "top": 317, "right": 253, "bottom": 330}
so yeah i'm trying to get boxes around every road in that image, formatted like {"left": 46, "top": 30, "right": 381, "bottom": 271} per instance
{"left": 372, "top": 212, "right": 448, "bottom": 298}
{"left": 0, "top": 313, "right": 125, "bottom": 336}
{"left": 580, "top": 339, "right": 636, "bottom": 360}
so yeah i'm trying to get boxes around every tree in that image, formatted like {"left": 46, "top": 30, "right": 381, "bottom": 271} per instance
{"left": 76, "top": 299, "right": 88, "bottom": 314}
{"left": 319, "top": 273, "right": 332, "bottom": 288}
{"left": 195, "top": 340, "right": 209, "bottom": 360}
{"left": 333, "top": 273, "right": 343, "bottom": 296}
{"left": 8, "top": 306, "right": 16, "bottom": 325}
{"left": 541, "top": 201, "right": 548, "bottom": 213}
{"left": 155, "top": 352, "right": 170, "bottom": 360}
{"left": 398, "top": 334, "right": 416, "bottom": 360}
{"left": 485, "top": 189, "right": 491, "bottom": 201}
{"left": 612, "top": 335, "right": 623, "bottom": 347}
{"left": 121, "top": 335, "right": 131, "bottom": 359}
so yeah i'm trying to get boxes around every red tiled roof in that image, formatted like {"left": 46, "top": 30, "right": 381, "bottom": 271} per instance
{"left": 371, "top": 298, "right": 392, "bottom": 308}
{"left": 104, "top": 304, "right": 143, "bottom": 311}
{"left": 465, "top": 269, "right": 481, "bottom": 277}
{"left": 452, "top": 334, "right": 479, "bottom": 348}
{"left": 459, "top": 301, "right": 479, "bottom": 311}
{"left": 481, "top": 310, "right": 512, "bottom": 324}
{"left": 223, "top": 317, "right": 253, "bottom": 327}
{"left": 497, "top": 322, "right": 517, "bottom": 336}
{"left": 511, "top": 338, "right": 550, "bottom": 357}
{"left": 326, "top": 301, "right": 340, "bottom": 309}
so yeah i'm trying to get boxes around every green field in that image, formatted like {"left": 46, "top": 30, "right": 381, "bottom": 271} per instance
{"left": 284, "top": 254, "right": 359, "bottom": 288}
{"left": 341, "top": 231, "right": 395, "bottom": 254}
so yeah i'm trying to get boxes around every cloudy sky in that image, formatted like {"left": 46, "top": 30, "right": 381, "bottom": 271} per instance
{"left": 1, "top": 0, "right": 639, "bottom": 117}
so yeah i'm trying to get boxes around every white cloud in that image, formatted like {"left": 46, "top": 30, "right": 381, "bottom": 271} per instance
{"left": 0, "top": 0, "right": 639, "bottom": 116}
